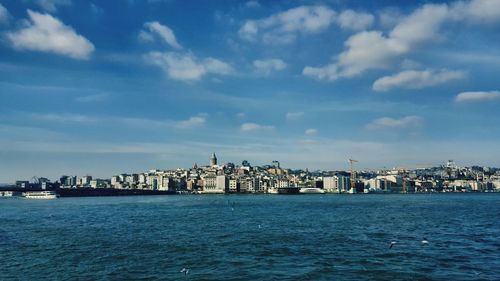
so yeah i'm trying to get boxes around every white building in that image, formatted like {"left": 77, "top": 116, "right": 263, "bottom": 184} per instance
{"left": 202, "top": 175, "right": 224, "bottom": 193}
{"left": 158, "top": 174, "right": 172, "bottom": 191}
{"left": 147, "top": 174, "right": 158, "bottom": 190}
{"left": 228, "top": 179, "right": 238, "bottom": 193}
{"left": 323, "top": 176, "right": 350, "bottom": 193}
{"left": 79, "top": 176, "right": 92, "bottom": 187}
{"left": 274, "top": 179, "right": 289, "bottom": 188}
{"left": 216, "top": 175, "right": 227, "bottom": 193}
{"left": 254, "top": 178, "right": 264, "bottom": 193}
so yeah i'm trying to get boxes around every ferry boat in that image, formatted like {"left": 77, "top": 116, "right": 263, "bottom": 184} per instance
{"left": 299, "top": 187, "right": 326, "bottom": 194}
{"left": 22, "top": 191, "right": 59, "bottom": 199}
{"left": 277, "top": 187, "right": 300, "bottom": 194}
{"left": 266, "top": 187, "right": 279, "bottom": 194}
{"left": 0, "top": 191, "right": 15, "bottom": 197}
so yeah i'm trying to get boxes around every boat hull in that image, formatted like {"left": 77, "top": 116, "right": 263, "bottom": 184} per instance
{"left": 23, "top": 191, "right": 59, "bottom": 199}
{"left": 277, "top": 187, "right": 300, "bottom": 194}
{"left": 300, "top": 188, "right": 326, "bottom": 194}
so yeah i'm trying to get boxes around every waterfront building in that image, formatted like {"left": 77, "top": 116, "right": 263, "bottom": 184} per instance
{"left": 323, "top": 176, "right": 350, "bottom": 193}
{"left": 11, "top": 157, "right": 500, "bottom": 195}
{"left": 15, "top": 181, "right": 30, "bottom": 188}
{"left": 111, "top": 176, "right": 120, "bottom": 187}
{"left": 216, "top": 175, "right": 228, "bottom": 193}
{"left": 186, "top": 179, "right": 196, "bottom": 191}
{"left": 492, "top": 180, "right": 500, "bottom": 190}
{"left": 118, "top": 174, "right": 127, "bottom": 183}
{"left": 228, "top": 178, "right": 239, "bottom": 193}
{"left": 126, "top": 174, "right": 138, "bottom": 186}
{"left": 158, "top": 174, "right": 173, "bottom": 191}
{"left": 376, "top": 175, "right": 403, "bottom": 187}
{"left": 241, "top": 178, "right": 254, "bottom": 193}
{"left": 147, "top": 174, "right": 159, "bottom": 190}
{"left": 254, "top": 177, "right": 264, "bottom": 193}
{"left": 138, "top": 173, "right": 146, "bottom": 184}
{"left": 77, "top": 176, "right": 92, "bottom": 187}
{"left": 60, "top": 175, "right": 68, "bottom": 186}
{"left": 90, "top": 179, "right": 109, "bottom": 188}
{"left": 323, "top": 177, "right": 337, "bottom": 193}
{"left": 68, "top": 176, "right": 77, "bottom": 187}
{"left": 275, "top": 179, "right": 289, "bottom": 188}
{"left": 202, "top": 174, "right": 220, "bottom": 193}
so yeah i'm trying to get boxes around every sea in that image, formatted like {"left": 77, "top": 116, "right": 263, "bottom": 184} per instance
{"left": 1, "top": 194, "right": 499, "bottom": 280}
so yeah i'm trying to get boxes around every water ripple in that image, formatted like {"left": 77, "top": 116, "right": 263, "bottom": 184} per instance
{"left": 1, "top": 194, "right": 499, "bottom": 280}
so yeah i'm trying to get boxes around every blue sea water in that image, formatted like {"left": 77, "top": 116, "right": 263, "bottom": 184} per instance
{"left": 1, "top": 194, "right": 499, "bottom": 280}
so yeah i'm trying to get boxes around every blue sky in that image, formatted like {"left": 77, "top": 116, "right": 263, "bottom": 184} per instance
{"left": 1, "top": 0, "right": 500, "bottom": 182}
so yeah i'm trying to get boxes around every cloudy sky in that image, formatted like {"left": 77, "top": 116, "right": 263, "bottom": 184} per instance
{"left": 1, "top": 0, "right": 500, "bottom": 182}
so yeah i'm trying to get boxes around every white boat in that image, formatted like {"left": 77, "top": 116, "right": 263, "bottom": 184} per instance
{"left": 0, "top": 191, "right": 14, "bottom": 197}
{"left": 299, "top": 187, "right": 326, "bottom": 194}
{"left": 266, "top": 188, "right": 279, "bottom": 194}
{"left": 23, "top": 191, "right": 59, "bottom": 199}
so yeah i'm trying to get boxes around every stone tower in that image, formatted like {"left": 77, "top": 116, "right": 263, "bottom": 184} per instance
{"left": 210, "top": 153, "right": 217, "bottom": 166}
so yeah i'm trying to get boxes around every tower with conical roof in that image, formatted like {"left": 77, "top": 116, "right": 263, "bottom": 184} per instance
{"left": 210, "top": 153, "right": 217, "bottom": 166}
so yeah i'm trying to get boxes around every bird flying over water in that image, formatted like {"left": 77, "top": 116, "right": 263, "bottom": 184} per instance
{"left": 389, "top": 241, "right": 397, "bottom": 249}
{"left": 180, "top": 268, "right": 189, "bottom": 275}
{"left": 421, "top": 238, "right": 429, "bottom": 245}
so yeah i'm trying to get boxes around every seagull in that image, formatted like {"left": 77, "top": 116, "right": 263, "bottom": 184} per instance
{"left": 421, "top": 238, "right": 429, "bottom": 245}
{"left": 389, "top": 241, "right": 397, "bottom": 249}
{"left": 180, "top": 268, "right": 189, "bottom": 275}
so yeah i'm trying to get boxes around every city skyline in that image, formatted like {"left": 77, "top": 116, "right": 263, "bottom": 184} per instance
{"left": 1, "top": 0, "right": 500, "bottom": 182}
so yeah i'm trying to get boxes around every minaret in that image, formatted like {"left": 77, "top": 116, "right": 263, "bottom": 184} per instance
{"left": 210, "top": 153, "right": 217, "bottom": 166}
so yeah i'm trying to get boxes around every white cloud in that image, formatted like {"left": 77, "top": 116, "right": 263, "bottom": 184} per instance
{"left": 337, "top": 10, "right": 374, "bottom": 31}
{"left": 35, "top": 0, "right": 71, "bottom": 12}
{"left": 238, "top": 21, "right": 258, "bottom": 41}
{"left": 305, "top": 128, "right": 317, "bottom": 136}
{"left": 239, "top": 5, "right": 336, "bottom": 44}
{"left": 245, "top": 1, "right": 260, "bottom": 8}
{"left": 253, "top": 58, "right": 286, "bottom": 74}
{"left": 400, "top": 59, "right": 422, "bottom": 70}
{"left": 286, "top": 111, "right": 304, "bottom": 120}
{"left": 389, "top": 4, "right": 449, "bottom": 46}
{"left": 0, "top": 124, "right": 64, "bottom": 142}
{"left": 303, "top": 63, "right": 339, "bottom": 81}
{"left": 203, "top": 57, "right": 232, "bottom": 74}
{"left": 146, "top": 52, "right": 232, "bottom": 81}
{"left": 138, "top": 30, "right": 155, "bottom": 42}
{"left": 304, "top": 1, "right": 500, "bottom": 81}
{"left": 0, "top": 4, "right": 10, "bottom": 24}
{"left": 339, "top": 31, "right": 409, "bottom": 78}
{"left": 455, "top": 91, "right": 500, "bottom": 103}
{"left": 142, "top": 21, "right": 182, "bottom": 49}
{"left": 90, "top": 3, "right": 103, "bottom": 15}
{"left": 378, "top": 8, "right": 404, "bottom": 28}
{"left": 326, "top": 5, "right": 448, "bottom": 78}
{"left": 75, "top": 93, "right": 109, "bottom": 103}
{"left": 373, "top": 69, "right": 466, "bottom": 92}
{"left": 303, "top": 31, "right": 407, "bottom": 80}
{"left": 30, "top": 113, "right": 97, "bottom": 123}
{"left": 450, "top": 0, "right": 500, "bottom": 23}
{"left": 241, "top": 122, "right": 274, "bottom": 132}
{"left": 7, "top": 10, "right": 94, "bottom": 60}
{"left": 366, "top": 116, "right": 423, "bottom": 130}
{"left": 176, "top": 116, "right": 206, "bottom": 129}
